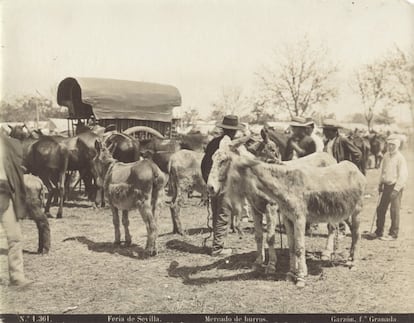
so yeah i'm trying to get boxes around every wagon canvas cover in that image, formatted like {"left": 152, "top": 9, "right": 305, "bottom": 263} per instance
{"left": 57, "top": 77, "right": 181, "bottom": 122}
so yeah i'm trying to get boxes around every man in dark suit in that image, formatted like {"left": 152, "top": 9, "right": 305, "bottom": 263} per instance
{"left": 321, "top": 119, "right": 363, "bottom": 237}
{"left": 201, "top": 115, "right": 244, "bottom": 257}
{"left": 321, "top": 119, "right": 362, "bottom": 169}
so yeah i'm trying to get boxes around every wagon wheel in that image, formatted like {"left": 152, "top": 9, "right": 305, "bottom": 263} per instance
{"left": 123, "top": 126, "right": 165, "bottom": 141}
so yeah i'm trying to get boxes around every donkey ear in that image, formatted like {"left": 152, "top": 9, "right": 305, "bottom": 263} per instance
{"left": 94, "top": 139, "right": 102, "bottom": 155}
{"left": 261, "top": 128, "right": 269, "bottom": 143}
{"left": 8, "top": 125, "right": 12, "bottom": 130}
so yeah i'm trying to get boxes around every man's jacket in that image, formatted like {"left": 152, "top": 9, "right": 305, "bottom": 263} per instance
{"left": 201, "top": 135, "right": 225, "bottom": 184}
{"left": 326, "top": 135, "right": 362, "bottom": 170}
{"left": 0, "top": 135, "right": 27, "bottom": 220}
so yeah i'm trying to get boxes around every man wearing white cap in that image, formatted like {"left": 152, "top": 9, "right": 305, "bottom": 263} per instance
{"left": 372, "top": 134, "right": 408, "bottom": 241}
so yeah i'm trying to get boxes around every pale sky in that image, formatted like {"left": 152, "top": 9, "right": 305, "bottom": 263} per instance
{"left": 1, "top": 0, "right": 413, "bottom": 121}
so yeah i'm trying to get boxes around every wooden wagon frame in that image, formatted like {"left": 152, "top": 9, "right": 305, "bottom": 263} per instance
{"left": 57, "top": 77, "right": 182, "bottom": 138}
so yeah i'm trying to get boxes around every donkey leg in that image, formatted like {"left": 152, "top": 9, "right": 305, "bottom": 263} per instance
{"left": 112, "top": 207, "right": 121, "bottom": 245}
{"left": 56, "top": 170, "right": 66, "bottom": 219}
{"left": 265, "top": 203, "right": 277, "bottom": 275}
{"left": 41, "top": 216, "right": 51, "bottom": 254}
{"left": 293, "top": 216, "right": 307, "bottom": 288}
{"left": 347, "top": 204, "right": 362, "bottom": 269}
{"left": 44, "top": 191, "right": 53, "bottom": 218}
{"left": 122, "top": 210, "right": 132, "bottom": 246}
{"left": 230, "top": 202, "right": 243, "bottom": 236}
{"left": 283, "top": 216, "right": 296, "bottom": 282}
{"left": 41, "top": 178, "right": 54, "bottom": 218}
{"left": 169, "top": 197, "right": 183, "bottom": 235}
{"left": 33, "top": 210, "right": 50, "bottom": 254}
{"left": 251, "top": 209, "right": 264, "bottom": 271}
{"left": 34, "top": 221, "right": 43, "bottom": 254}
{"left": 322, "top": 223, "right": 336, "bottom": 261}
{"left": 169, "top": 183, "right": 183, "bottom": 234}
{"left": 139, "top": 202, "right": 158, "bottom": 256}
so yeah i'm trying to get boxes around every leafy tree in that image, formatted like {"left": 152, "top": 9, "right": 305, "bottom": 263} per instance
{"left": 375, "top": 108, "right": 395, "bottom": 125}
{"left": 257, "top": 37, "right": 338, "bottom": 118}
{"left": 181, "top": 107, "right": 200, "bottom": 127}
{"left": 210, "top": 86, "right": 250, "bottom": 121}
{"left": 346, "top": 113, "right": 367, "bottom": 124}
{"left": 0, "top": 95, "right": 66, "bottom": 122}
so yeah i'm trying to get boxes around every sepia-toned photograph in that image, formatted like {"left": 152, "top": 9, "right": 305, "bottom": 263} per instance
{"left": 0, "top": 0, "right": 413, "bottom": 321}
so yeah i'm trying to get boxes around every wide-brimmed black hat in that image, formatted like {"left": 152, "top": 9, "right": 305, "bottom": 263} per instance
{"left": 216, "top": 115, "right": 244, "bottom": 130}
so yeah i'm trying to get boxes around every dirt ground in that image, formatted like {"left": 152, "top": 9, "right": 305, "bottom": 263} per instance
{"left": 1, "top": 148, "right": 413, "bottom": 314}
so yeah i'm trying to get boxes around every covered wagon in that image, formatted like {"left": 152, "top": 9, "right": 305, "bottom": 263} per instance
{"left": 57, "top": 77, "right": 182, "bottom": 138}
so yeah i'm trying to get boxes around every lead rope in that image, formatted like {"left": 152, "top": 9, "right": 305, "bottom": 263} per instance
{"left": 332, "top": 224, "right": 339, "bottom": 263}
{"left": 277, "top": 207, "right": 283, "bottom": 250}
{"left": 202, "top": 195, "right": 213, "bottom": 248}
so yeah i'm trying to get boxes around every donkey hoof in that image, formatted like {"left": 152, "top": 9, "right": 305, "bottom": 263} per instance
{"left": 252, "top": 262, "right": 263, "bottom": 272}
{"left": 145, "top": 248, "right": 157, "bottom": 257}
{"left": 125, "top": 240, "right": 132, "bottom": 247}
{"left": 321, "top": 253, "right": 331, "bottom": 261}
{"left": 265, "top": 265, "right": 277, "bottom": 275}
{"left": 172, "top": 229, "right": 183, "bottom": 235}
{"left": 113, "top": 241, "right": 121, "bottom": 247}
{"left": 56, "top": 214, "right": 62, "bottom": 219}
{"left": 38, "top": 247, "right": 49, "bottom": 254}
{"left": 296, "top": 278, "right": 306, "bottom": 288}
{"left": 286, "top": 271, "right": 296, "bottom": 283}
{"left": 346, "top": 261, "right": 357, "bottom": 270}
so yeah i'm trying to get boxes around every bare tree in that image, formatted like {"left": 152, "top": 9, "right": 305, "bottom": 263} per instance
{"left": 257, "top": 38, "right": 338, "bottom": 118}
{"left": 182, "top": 107, "right": 200, "bottom": 127}
{"left": 210, "top": 86, "right": 250, "bottom": 121}
{"left": 354, "top": 60, "right": 388, "bottom": 131}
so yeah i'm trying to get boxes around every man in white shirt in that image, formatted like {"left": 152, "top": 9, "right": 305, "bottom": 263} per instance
{"left": 372, "top": 134, "right": 408, "bottom": 241}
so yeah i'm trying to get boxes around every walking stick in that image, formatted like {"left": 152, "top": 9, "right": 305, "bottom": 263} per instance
{"left": 370, "top": 191, "right": 383, "bottom": 233}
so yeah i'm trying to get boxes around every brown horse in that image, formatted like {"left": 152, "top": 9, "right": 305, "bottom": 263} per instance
{"left": 368, "top": 132, "right": 387, "bottom": 169}
{"left": 348, "top": 132, "right": 370, "bottom": 175}
{"left": 9, "top": 124, "right": 102, "bottom": 217}
{"left": 103, "top": 132, "right": 141, "bottom": 163}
